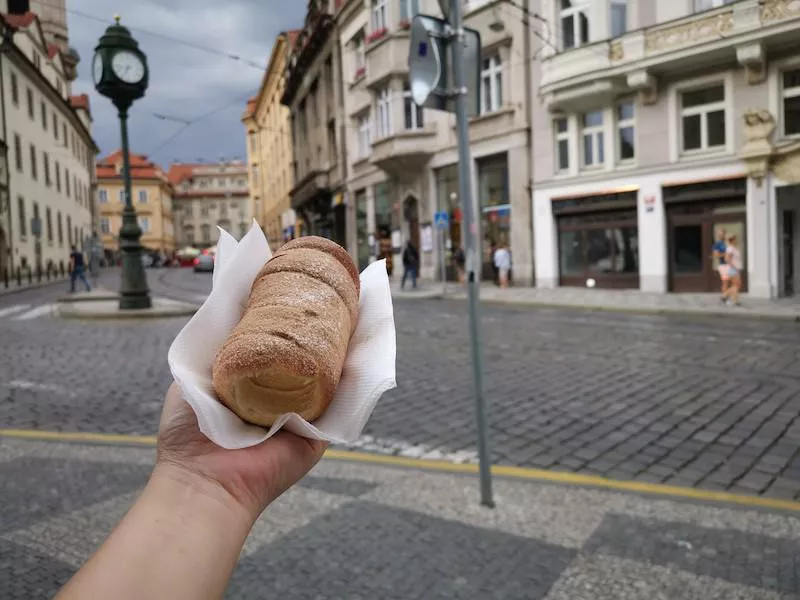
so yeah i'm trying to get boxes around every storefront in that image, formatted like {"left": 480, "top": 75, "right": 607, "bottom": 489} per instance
{"left": 434, "top": 164, "right": 461, "bottom": 281}
{"left": 663, "top": 178, "right": 747, "bottom": 293}
{"left": 777, "top": 184, "right": 800, "bottom": 297}
{"left": 477, "top": 154, "right": 510, "bottom": 281}
{"left": 553, "top": 190, "right": 640, "bottom": 289}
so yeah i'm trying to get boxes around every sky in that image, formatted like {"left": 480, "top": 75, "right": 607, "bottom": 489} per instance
{"left": 65, "top": 0, "right": 306, "bottom": 167}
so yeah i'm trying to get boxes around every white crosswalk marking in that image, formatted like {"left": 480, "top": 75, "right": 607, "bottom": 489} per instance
{"left": 0, "top": 304, "right": 31, "bottom": 318}
{"left": 13, "top": 304, "right": 55, "bottom": 321}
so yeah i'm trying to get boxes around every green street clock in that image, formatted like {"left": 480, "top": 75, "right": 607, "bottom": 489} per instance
{"left": 92, "top": 15, "right": 149, "bottom": 109}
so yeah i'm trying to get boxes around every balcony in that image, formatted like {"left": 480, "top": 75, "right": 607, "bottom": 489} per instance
{"left": 370, "top": 126, "right": 437, "bottom": 179}
{"left": 290, "top": 168, "right": 331, "bottom": 211}
{"left": 540, "top": 0, "right": 800, "bottom": 112}
{"left": 365, "top": 28, "right": 411, "bottom": 88}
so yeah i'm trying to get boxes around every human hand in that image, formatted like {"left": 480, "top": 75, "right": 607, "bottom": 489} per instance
{"left": 155, "top": 383, "right": 327, "bottom": 521}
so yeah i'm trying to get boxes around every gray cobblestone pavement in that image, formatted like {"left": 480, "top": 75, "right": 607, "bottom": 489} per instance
{"left": 2, "top": 268, "right": 800, "bottom": 500}
{"left": 1, "top": 438, "right": 800, "bottom": 599}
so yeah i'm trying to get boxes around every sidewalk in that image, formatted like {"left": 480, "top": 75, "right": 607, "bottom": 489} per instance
{"left": 2, "top": 436, "right": 800, "bottom": 598}
{"left": 391, "top": 279, "right": 800, "bottom": 320}
{"left": 0, "top": 273, "right": 71, "bottom": 297}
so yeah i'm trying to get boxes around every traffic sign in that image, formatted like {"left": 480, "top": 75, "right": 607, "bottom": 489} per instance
{"left": 434, "top": 211, "right": 449, "bottom": 230}
{"left": 408, "top": 14, "right": 481, "bottom": 117}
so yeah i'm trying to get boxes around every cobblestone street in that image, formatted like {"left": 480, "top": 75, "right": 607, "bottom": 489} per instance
{"left": 3, "top": 268, "right": 800, "bottom": 499}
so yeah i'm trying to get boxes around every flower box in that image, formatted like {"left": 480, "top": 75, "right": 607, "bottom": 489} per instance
{"left": 399, "top": 20, "right": 411, "bottom": 30}
{"left": 354, "top": 66, "right": 366, "bottom": 80}
{"left": 367, "top": 27, "right": 388, "bottom": 44}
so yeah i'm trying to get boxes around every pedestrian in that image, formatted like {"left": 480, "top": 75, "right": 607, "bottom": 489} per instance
{"left": 55, "top": 383, "right": 326, "bottom": 600}
{"left": 493, "top": 242, "right": 511, "bottom": 289}
{"left": 712, "top": 228, "right": 729, "bottom": 303}
{"left": 723, "top": 234, "right": 743, "bottom": 306}
{"left": 401, "top": 240, "right": 420, "bottom": 290}
{"left": 378, "top": 228, "right": 393, "bottom": 279}
{"left": 69, "top": 245, "right": 91, "bottom": 293}
{"left": 453, "top": 246, "right": 466, "bottom": 284}
{"left": 489, "top": 242, "right": 499, "bottom": 286}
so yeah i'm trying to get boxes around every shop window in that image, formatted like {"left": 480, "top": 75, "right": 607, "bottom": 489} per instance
{"left": 478, "top": 155, "right": 510, "bottom": 277}
{"left": 376, "top": 87, "right": 392, "bottom": 138}
{"left": 782, "top": 69, "right": 800, "bottom": 136}
{"left": 561, "top": 0, "right": 589, "bottom": 50}
{"left": 581, "top": 110, "right": 604, "bottom": 168}
{"left": 403, "top": 82, "right": 424, "bottom": 130}
{"left": 554, "top": 117, "right": 570, "bottom": 172}
{"left": 616, "top": 101, "right": 635, "bottom": 162}
{"left": 480, "top": 54, "right": 503, "bottom": 115}
{"left": 680, "top": 84, "right": 726, "bottom": 153}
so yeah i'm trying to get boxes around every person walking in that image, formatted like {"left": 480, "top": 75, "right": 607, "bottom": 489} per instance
{"left": 401, "top": 240, "right": 420, "bottom": 290}
{"left": 69, "top": 245, "right": 91, "bottom": 293}
{"left": 453, "top": 246, "right": 466, "bottom": 284}
{"left": 712, "top": 228, "right": 729, "bottom": 304}
{"left": 493, "top": 242, "right": 511, "bottom": 289}
{"left": 723, "top": 234, "right": 743, "bottom": 306}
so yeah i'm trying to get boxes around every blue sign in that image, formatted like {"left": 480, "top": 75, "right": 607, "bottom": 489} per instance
{"left": 434, "top": 211, "right": 449, "bottom": 230}
{"left": 418, "top": 41, "right": 428, "bottom": 57}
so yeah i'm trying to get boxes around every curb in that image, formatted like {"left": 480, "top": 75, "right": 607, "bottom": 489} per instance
{"left": 2, "top": 428, "right": 799, "bottom": 514}
{"left": 56, "top": 297, "right": 199, "bottom": 320}
{"left": 0, "top": 277, "right": 70, "bottom": 298}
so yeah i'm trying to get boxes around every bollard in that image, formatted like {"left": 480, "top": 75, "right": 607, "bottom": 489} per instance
{"left": 16, "top": 267, "right": 22, "bottom": 286}
{"left": 3, "top": 267, "right": 7, "bottom": 289}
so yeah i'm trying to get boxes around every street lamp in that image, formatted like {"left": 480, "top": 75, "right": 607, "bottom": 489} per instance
{"left": 93, "top": 15, "right": 151, "bottom": 309}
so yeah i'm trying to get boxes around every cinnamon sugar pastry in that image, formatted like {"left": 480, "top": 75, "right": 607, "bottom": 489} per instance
{"left": 211, "top": 236, "right": 360, "bottom": 426}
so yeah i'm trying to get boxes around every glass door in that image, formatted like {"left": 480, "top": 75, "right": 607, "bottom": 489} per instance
{"left": 670, "top": 223, "right": 705, "bottom": 292}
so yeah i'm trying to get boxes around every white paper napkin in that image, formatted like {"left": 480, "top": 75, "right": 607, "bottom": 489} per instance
{"left": 167, "top": 221, "right": 397, "bottom": 450}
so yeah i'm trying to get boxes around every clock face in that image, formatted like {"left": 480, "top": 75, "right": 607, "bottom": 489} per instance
{"left": 111, "top": 51, "right": 145, "bottom": 84}
{"left": 92, "top": 54, "right": 103, "bottom": 85}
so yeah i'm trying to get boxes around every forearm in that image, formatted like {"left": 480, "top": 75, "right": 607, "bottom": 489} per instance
{"left": 56, "top": 464, "right": 255, "bottom": 600}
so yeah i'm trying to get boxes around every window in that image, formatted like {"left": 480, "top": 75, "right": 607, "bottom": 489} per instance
{"left": 481, "top": 54, "right": 503, "bottom": 114}
{"left": 138, "top": 190, "right": 148, "bottom": 204}
{"left": 13, "top": 134, "right": 22, "bottom": 172}
{"left": 98, "top": 189, "right": 108, "bottom": 204}
{"left": 358, "top": 114, "right": 372, "bottom": 159}
{"left": 10, "top": 72, "right": 18, "bottom": 105}
{"left": 139, "top": 216, "right": 150, "bottom": 233}
{"left": 119, "top": 189, "right": 126, "bottom": 203}
{"left": 55, "top": 161, "right": 61, "bottom": 192}
{"left": 581, "top": 110, "right": 605, "bottom": 168}
{"left": 372, "top": 0, "right": 388, "bottom": 31}
{"left": 554, "top": 117, "right": 570, "bottom": 172}
{"left": 403, "top": 82, "right": 423, "bottom": 130}
{"left": 100, "top": 217, "right": 111, "bottom": 234}
{"left": 57, "top": 212, "right": 63, "bottom": 246}
{"left": 202, "top": 224, "right": 211, "bottom": 243}
{"left": 376, "top": 86, "right": 392, "bottom": 138}
{"left": 18, "top": 197, "right": 26, "bottom": 237}
{"left": 33, "top": 51, "right": 41, "bottom": 70}
{"left": 65, "top": 169, "right": 70, "bottom": 197}
{"left": 62, "top": 123, "right": 68, "bottom": 146}
{"left": 41, "top": 102, "right": 47, "bottom": 130}
{"left": 616, "top": 101, "right": 635, "bottom": 162}
{"left": 53, "top": 114, "right": 58, "bottom": 140}
{"left": 45, "top": 207, "right": 53, "bottom": 242}
{"left": 353, "top": 32, "right": 366, "bottom": 73}
{"left": 694, "top": 0, "right": 735, "bottom": 12}
{"left": 67, "top": 216, "right": 72, "bottom": 245}
{"left": 611, "top": 0, "right": 627, "bottom": 37}
{"left": 400, "top": 0, "right": 419, "bottom": 22}
{"left": 561, "top": 0, "right": 589, "bottom": 50}
{"left": 252, "top": 165, "right": 260, "bottom": 187}
{"left": 26, "top": 87, "right": 34, "bottom": 119}
{"left": 29, "top": 144, "right": 37, "bottom": 180}
{"left": 680, "top": 85, "right": 725, "bottom": 152}
{"left": 43, "top": 152, "right": 51, "bottom": 186}
{"left": 249, "top": 132, "right": 257, "bottom": 153}
{"left": 782, "top": 69, "right": 800, "bottom": 137}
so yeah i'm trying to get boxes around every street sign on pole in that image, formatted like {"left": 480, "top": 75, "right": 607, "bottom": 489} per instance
{"left": 434, "top": 210, "right": 449, "bottom": 230}
{"left": 410, "top": 4, "right": 494, "bottom": 509}
{"left": 408, "top": 15, "right": 481, "bottom": 117}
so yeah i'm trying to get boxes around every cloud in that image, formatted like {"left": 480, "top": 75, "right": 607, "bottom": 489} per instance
{"left": 66, "top": 0, "right": 305, "bottom": 165}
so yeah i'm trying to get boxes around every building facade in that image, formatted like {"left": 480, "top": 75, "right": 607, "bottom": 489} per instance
{"left": 96, "top": 151, "right": 175, "bottom": 257}
{"left": 337, "top": 0, "right": 535, "bottom": 280}
{"left": 168, "top": 162, "right": 250, "bottom": 249}
{"left": 282, "top": 0, "right": 350, "bottom": 251}
{"left": 533, "top": 0, "right": 800, "bottom": 298}
{"left": 0, "top": 10, "right": 96, "bottom": 275}
{"left": 242, "top": 30, "right": 300, "bottom": 251}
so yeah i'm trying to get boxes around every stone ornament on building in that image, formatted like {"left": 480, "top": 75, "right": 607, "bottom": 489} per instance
{"left": 608, "top": 41, "right": 624, "bottom": 62}
{"left": 760, "top": 0, "right": 800, "bottom": 23}
{"left": 739, "top": 108, "right": 800, "bottom": 185}
{"left": 645, "top": 12, "right": 734, "bottom": 54}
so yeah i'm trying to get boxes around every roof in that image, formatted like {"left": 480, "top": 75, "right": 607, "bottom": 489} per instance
{"left": 287, "top": 29, "right": 302, "bottom": 48}
{"left": 242, "top": 96, "right": 257, "bottom": 119}
{"left": 166, "top": 163, "right": 201, "bottom": 185}
{"left": 97, "top": 150, "right": 170, "bottom": 182}
{"left": 69, "top": 94, "right": 90, "bottom": 113}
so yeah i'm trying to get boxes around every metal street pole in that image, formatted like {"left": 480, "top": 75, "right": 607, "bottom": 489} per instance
{"left": 449, "top": 0, "right": 494, "bottom": 508}
{"left": 117, "top": 105, "right": 152, "bottom": 309}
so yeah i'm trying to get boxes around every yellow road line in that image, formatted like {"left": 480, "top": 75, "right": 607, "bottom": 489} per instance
{"left": 3, "top": 429, "right": 799, "bottom": 512}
